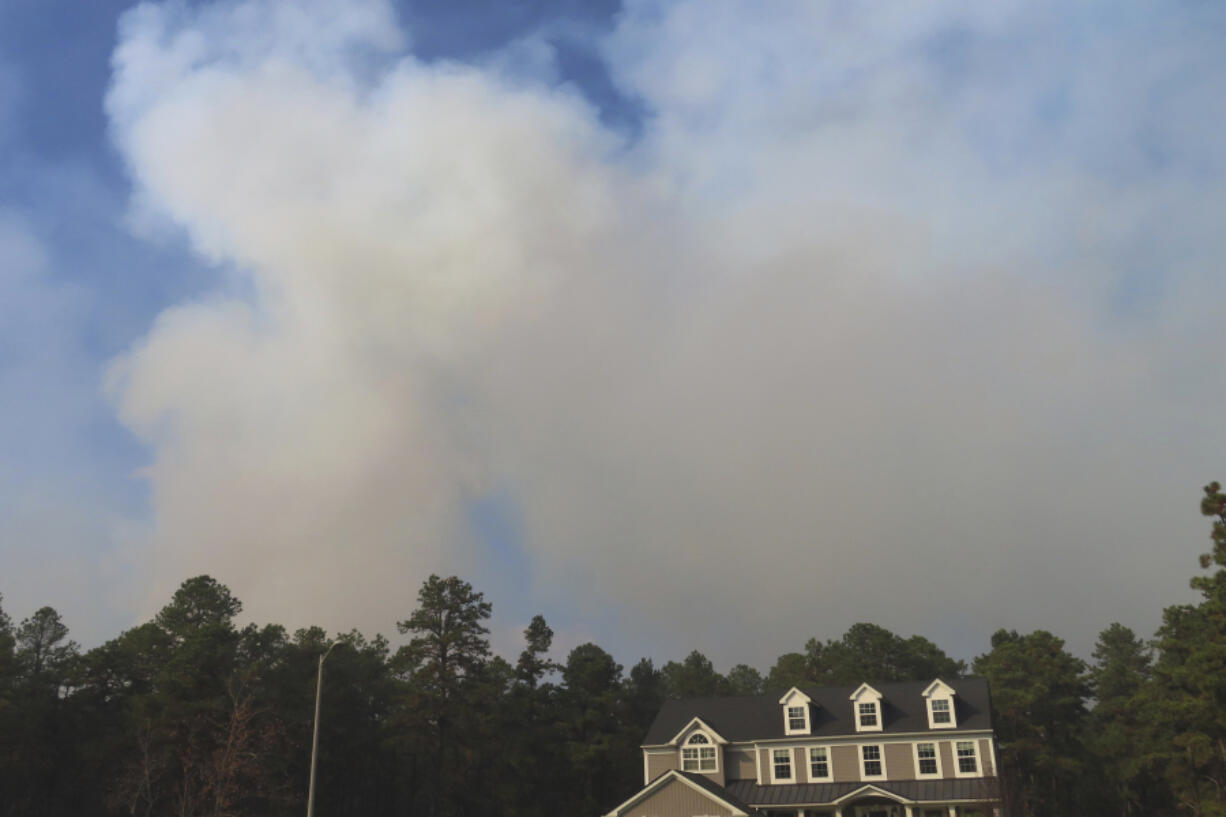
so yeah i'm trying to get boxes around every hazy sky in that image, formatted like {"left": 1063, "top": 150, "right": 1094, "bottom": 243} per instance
{"left": 2, "top": 0, "right": 1224, "bottom": 673}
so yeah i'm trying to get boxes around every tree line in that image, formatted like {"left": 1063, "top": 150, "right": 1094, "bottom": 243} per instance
{"left": 0, "top": 483, "right": 1224, "bottom": 817}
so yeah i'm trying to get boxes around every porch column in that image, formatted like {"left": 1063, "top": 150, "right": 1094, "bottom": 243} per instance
{"left": 948, "top": 806, "right": 958, "bottom": 817}
{"left": 834, "top": 807, "right": 843, "bottom": 817}
{"left": 904, "top": 807, "right": 913, "bottom": 817}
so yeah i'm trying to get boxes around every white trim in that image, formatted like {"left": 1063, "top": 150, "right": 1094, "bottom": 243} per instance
{"left": 830, "top": 784, "right": 915, "bottom": 805}
{"left": 755, "top": 744, "right": 763, "bottom": 785}
{"left": 922, "top": 679, "right": 958, "bottom": 729}
{"left": 858, "top": 743, "right": 887, "bottom": 780}
{"left": 681, "top": 732, "right": 720, "bottom": 774}
{"left": 640, "top": 728, "right": 995, "bottom": 750}
{"left": 927, "top": 697, "right": 956, "bottom": 729}
{"left": 643, "top": 750, "right": 649, "bottom": 785}
{"left": 807, "top": 745, "right": 832, "bottom": 782}
{"left": 913, "top": 740, "right": 942, "bottom": 778}
{"left": 855, "top": 700, "right": 883, "bottom": 733}
{"left": 785, "top": 704, "right": 811, "bottom": 736}
{"left": 778, "top": 687, "right": 813, "bottom": 705}
{"left": 668, "top": 717, "right": 729, "bottom": 746}
{"left": 780, "top": 688, "right": 813, "bottom": 735}
{"left": 953, "top": 739, "right": 982, "bottom": 778}
{"left": 604, "top": 769, "right": 749, "bottom": 817}
{"left": 849, "top": 685, "right": 884, "bottom": 733}
{"left": 921, "top": 679, "right": 956, "bottom": 698}
{"left": 769, "top": 746, "right": 795, "bottom": 784}
{"left": 849, "top": 683, "right": 883, "bottom": 700}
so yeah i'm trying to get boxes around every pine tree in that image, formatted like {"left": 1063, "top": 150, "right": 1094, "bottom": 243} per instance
{"left": 396, "top": 575, "right": 493, "bottom": 817}
{"left": 1135, "top": 483, "right": 1226, "bottom": 816}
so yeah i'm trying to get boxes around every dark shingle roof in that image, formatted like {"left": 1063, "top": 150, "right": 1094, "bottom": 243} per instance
{"left": 725, "top": 777, "right": 1001, "bottom": 806}
{"left": 642, "top": 679, "right": 993, "bottom": 745}
{"left": 672, "top": 771, "right": 756, "bottom": 814}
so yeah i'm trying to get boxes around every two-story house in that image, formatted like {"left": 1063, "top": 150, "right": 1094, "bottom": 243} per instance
{"left": 606, "top": 679, "right": 1001, "bottom": 817}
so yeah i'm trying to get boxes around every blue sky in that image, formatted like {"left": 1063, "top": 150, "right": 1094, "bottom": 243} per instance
{"left": 1, "top": 0, "right": 1225, "bottom": 672}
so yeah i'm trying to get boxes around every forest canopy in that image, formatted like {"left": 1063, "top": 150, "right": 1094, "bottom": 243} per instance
{"left": 0, "top": 483, "right": 1224, "bottom": 817}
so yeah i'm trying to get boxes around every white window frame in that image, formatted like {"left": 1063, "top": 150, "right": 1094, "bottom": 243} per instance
{"left": 929, "top": 698, "right": 954, "bottom": 728}
{"left": 779, "top": 688, "right": 813, "bottom": 736}
{"left": 913, "top": 741, "right": 942, "bottom": 778}
{"left": 954, "top": 740, "right": 981, "bottom": 778}
{"left": 921, "top": 679, "right": 958, "bottom": 729}
{"left": 808, "top": 746, "right": 832, "bottom": 781}
{"left": 858, "top": 744, "right": 886, "bottom": 780}
{"left": 849, "top": 684, "right": 884, "bottom": 733}
{"left": 681, "top": 732, "right": 719, "bottom": 774}
{"left": 770, "top": 748, "right": 794, "bottom": 784}
{"left": 857, "top": 701, "right": 880, "bottom": 730}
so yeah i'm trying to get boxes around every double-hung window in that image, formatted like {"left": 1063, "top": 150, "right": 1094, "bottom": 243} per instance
{"left": 916, "top": 742, "right": 939, "bottom": 776}
{"left": 787, "top": 706, "right": 807, "bottom": 731}
{"left": 682, "top": 733, "right": 717, "bottom": 772}
{"left": 857, "top": 702, "right": 878, "bottom": 728}
{"left": 956, "top": 741, "right": 979, "bottom": 775}
{"left": 809, "top": 747, "right": 830, "bottom": 780}
{"left": 861, "top": 745, "right": 883, "bottom": 778}
{"left": 772, "top": 749, "right": 792, "bottom": 781}
{"left": 931, "top": 699, "right": 951, "bottom": 724}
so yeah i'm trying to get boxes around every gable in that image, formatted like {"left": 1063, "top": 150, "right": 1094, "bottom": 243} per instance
{"left": 668, "top": 716, "right": 729, "bottom": 746}
{"left": 922, "top": 679, "right": 956, "bottom": 698}
{"left": 849, "top": 683, "right": 883, "bottom": 702}
{"left": 778, "top": 687, "right": 812, "bottom": 706}
{"left": 607, "top": 772, "right": 747, "bottom": 817}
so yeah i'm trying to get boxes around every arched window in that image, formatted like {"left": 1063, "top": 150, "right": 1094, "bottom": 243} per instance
{"left": 681, "top": 732, "right": 717, "bottom": 773}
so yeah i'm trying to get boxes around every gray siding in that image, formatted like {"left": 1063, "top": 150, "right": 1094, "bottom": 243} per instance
{"left": 832, "top": 744, "right": 859, "bottom": 783}
{"left": 938, "top": 741, "right": 955, "bottom": 779}
{"left": 758, "top": 748, "right": 769, "bottom": 783}
{"left": 885, "top": 743, "right": 914, "bottom": 779}
{"left": 648, "top": 752, "right": 678, "bottom": 781}
{"left": 979, "top": 739, "right": 995, "bottom": 776}
{"left": 618, "top": 777, "right": 734, "bottom": 817}
{"left": 726, "top": 749, "right": 757, "bottom": 781}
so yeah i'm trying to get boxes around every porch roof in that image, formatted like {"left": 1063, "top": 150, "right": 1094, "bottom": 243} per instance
{"left": 725, "top": 777, "right": 1001, "bottom": 807}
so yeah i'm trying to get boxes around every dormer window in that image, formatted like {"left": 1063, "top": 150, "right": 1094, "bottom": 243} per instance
{"left": 778, "top": 687, "right": 813, "bottom": 735}
{"left": 849, "top": 683, "right": 884, "bottom": 732}
{"left": 681, "top": 733, "right": 717, "bottom": 773}
{"left": 922, "top": 679, "right": 958, "bottom": 729}
{"left": 668, "top": 717, "right": 727, "bottom": 775}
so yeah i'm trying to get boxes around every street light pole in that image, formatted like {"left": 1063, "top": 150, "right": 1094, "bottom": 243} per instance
{"left": 306, "top": 641, "right": 338, "bottom": 817}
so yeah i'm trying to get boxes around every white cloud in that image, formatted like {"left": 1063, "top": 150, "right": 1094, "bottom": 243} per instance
{"left": 105, "top": 0, "right": 1226, "bottom": 665}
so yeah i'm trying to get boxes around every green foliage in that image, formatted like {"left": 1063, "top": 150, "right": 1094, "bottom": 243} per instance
{"left": 973, "top": 628, "right": 1091, "bottom": 817}
{"left": 661, "top": 650, "right": 728, "bottom": 698}
{"left": 561, "top": 643, "right": 632, "bottom": 815}
{"left": 765, "top": 652, "right": 811, "bottom": 691}
{"left": 807, "top": 622, "right": 966, "bottom": 684}
{"left": 396, "top": 574, "right": 492, "bottom": 699}
{"left": 516, "top": 614, "right": 558, "bottom": 688}
{"left": 0, "top": 481, "right": 1223, "bottom": 817}
{"left": 1127, "top": 482, "right": 1226, "bottom": 817}
{"left": 725, "top": 663, "right": 764, "bottom": 695}
{"left": 396, "top": 574, "right": 495, "bottom": 817}
{"left": 1087, "top": 623, "right": 1162, "bottom": 817}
